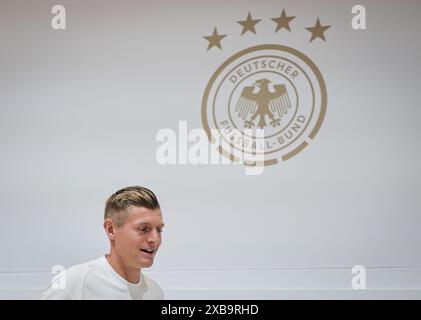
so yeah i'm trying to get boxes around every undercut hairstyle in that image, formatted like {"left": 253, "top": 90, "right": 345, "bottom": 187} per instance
{"left": 104, "top": 186, "right": 160, "bottom": 227}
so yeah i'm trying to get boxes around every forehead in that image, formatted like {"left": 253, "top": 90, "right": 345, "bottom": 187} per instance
{"left": 125, "top": 206, "right": 163, "bottom": 225}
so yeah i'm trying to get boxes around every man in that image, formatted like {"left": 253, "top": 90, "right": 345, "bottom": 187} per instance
{"left": 41, "top": 186, "right": 165, "bottom": 299}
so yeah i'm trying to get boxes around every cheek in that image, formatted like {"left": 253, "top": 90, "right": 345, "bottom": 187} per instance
{"left": 116, "top": 230, "right": 142, "bottom": 245}
{"left": 134, "top": 233, "right": 150, "bottom": 245}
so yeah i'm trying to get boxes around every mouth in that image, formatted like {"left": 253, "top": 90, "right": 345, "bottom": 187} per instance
{"left": 139, "top": 248, "right": 155, "bottom": 257}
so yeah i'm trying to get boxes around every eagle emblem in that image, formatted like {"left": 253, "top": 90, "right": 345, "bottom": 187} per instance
{"left": 234, "top": 78, "right": 292, "bottom": 129}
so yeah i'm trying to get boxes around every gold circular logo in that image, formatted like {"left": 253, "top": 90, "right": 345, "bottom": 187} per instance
{"left": 202, "top": 44, "right": 327, "bottom": 166}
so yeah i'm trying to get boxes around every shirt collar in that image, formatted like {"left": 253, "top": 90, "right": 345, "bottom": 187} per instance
{"left": 99, "top": 255, "right": 146, "bottom": 289}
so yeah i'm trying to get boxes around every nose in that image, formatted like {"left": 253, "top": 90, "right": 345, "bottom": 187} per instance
{"left": 148, "top": 229, "right": 160, "bottom": 244}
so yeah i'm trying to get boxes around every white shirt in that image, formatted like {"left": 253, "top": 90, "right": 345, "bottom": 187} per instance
{"left": 40, "top": 256, "right": 165, "bottom": 300}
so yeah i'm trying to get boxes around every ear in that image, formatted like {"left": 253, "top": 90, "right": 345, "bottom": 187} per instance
{"left": 104, "top": 218, "right": 117, "bottom": 241}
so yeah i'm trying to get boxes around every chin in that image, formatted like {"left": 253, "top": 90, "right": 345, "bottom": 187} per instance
{"left": 139, "top": 259, "right": 153, "bottom": 268}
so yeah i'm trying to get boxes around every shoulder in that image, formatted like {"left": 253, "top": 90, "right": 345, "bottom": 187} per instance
{"left": 143, "top": 274, "right": 165, "bottom": 300}
{"left": 40, "top": 259, "right": 99, "bottom": 300}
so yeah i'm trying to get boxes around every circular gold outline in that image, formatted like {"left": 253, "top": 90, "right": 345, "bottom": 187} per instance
{"left": 201, "top": 44, "right": 327, "bottom": 166}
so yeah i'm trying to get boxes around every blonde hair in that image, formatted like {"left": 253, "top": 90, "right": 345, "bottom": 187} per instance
{"left": 104, "top": 186, "right": 160, "bottom": 227}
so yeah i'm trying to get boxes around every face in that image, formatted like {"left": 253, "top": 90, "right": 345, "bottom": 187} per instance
{"left": 109, "top": 206, "right": 164, "bottom": 269}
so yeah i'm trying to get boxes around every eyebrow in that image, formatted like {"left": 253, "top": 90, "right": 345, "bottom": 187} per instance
{"left": 137, "top": 222, "right": 165, "bottom": 228}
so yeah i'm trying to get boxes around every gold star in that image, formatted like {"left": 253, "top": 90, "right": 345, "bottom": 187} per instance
{"left": 305, "top": 18, "right": 331, "bottom": 42}
{"left": 271, "top": 9, "right": 295, "bottom": 32}
{"left": 237, "top": 12, "right": 261, "bottom": 35}
{"left": 203, "top": 27, "right": 227, "bottom": 50}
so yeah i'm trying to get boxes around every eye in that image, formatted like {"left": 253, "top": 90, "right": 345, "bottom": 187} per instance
{"left": 157, "top": 228, "right": 163, "bottom": 234}
{"left": 138, "top": 227, "right": 150, "bottom": 233}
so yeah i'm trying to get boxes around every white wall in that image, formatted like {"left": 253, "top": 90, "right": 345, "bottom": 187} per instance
{"left": 0, "top": 0, "right": 420, "bottom": 299}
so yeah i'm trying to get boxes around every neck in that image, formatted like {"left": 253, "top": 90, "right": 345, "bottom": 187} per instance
{"left": 106, "top": 249, "right": 140, "bottom": 284}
